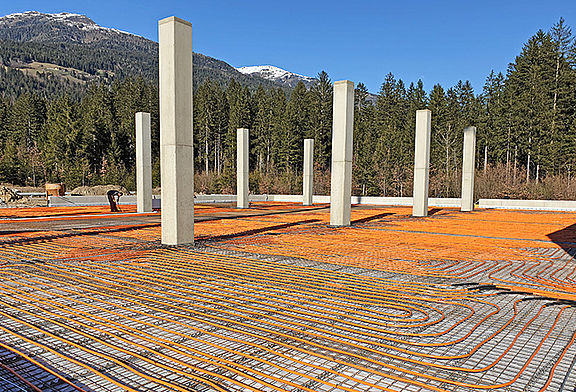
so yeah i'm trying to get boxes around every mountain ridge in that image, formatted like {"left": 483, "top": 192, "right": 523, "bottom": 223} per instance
{"left": 0, "top": 11, "right": 316, "bottom": 97}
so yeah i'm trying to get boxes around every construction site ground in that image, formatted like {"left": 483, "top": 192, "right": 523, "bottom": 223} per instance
{"left": 0, "top": 202, "right": 575, "bottom": 392}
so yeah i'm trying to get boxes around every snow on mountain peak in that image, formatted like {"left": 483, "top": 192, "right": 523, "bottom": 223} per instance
{"left": 0, "top": 11, "right": 136, "bottom": 36}
{"left": 3, "top": 11, "right": 87, "bottom": 21}
{"left": 236, "top": 65, "right": 316, "bottom": 87}
{"left": 238, "top": 65, "right": 291, "bottom": 78}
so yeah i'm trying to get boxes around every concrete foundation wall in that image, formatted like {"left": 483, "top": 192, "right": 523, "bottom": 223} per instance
{"left": 49, "top": 195, "right": 460, "bottom": 208}
{"left": 48, "top": 195, "right": 142, "bottom": 207}
{"left": 478, "top": 199, "right": 576, "bottom": 211}
{"left": 49, "top": 195, "right": 576, "bottom": 211}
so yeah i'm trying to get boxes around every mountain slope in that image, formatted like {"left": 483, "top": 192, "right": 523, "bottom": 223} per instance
{"left": 0, "top": 11, "right": 291, "bottom": 97}
{"left": 0, "top": 12, "right": 153, "bottom": 49}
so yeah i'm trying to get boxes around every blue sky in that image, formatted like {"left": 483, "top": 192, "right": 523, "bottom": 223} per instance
{"left": 1, "top": 1, "right": 575, "bottom": 93}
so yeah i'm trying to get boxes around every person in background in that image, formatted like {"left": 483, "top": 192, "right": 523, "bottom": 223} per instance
{"left": 107, "top": 189, "right": 123, "bottom": 212}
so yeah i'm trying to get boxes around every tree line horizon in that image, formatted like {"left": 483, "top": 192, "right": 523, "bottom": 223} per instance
{"left": 0, "top": 18, "right": 575, "bottom": 200}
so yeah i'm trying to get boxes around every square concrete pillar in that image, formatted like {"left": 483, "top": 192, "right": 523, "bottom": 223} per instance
{"left": 330, "top": 80, "right": 354, "bottom": 226}
{"left": 237, "top": 128, "right": 249, "bottom": 209}
{"left": 159, "top": 16, "right": 194, "bottom": 246}
{"left": 461, "top": 126, "right": 477, "bottom": 212}
{"left": 412, "top": 109, "right": 431, "bottom": 217}
{"left": 303, "top": 139, "right": 314, "bottom": 206}
{"left": 135, "top": 112, "right": 152, "bottom": 213}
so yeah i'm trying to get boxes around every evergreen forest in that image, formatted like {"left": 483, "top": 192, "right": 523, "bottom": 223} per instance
{"left": 1, "top": 19, "right": 576, "bottom": 199}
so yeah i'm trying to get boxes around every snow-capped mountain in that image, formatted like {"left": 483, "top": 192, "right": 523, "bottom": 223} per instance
{"left": 0, "top": 11, "right": 315, "bottom": 94}
{"left": 0, "top": 11, "right": 150, "bottom": 47}
{"left": 1, "top": 11, "right": 134, "bottom": 35}
{"left": 0, "top": 11, "right": 285, "bottom": 91}
{"left": 237, "top": 65, "right": 317, "bottom": 88}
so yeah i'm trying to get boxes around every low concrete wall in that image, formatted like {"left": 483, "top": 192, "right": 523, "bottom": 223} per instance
{"left": 51, "top": 194, "right": 576, "bottom": 211}
{"left": 48, "top": 195, "right": 143, "bottom": 207}
{"left": 264, "top": 195, "right": 461, "bottom": 207}
{"left": 48, "top": 194, "right": 463, "bottom": 208}
{"left": 352, "top": 196, "right": 461, "bottom": 207}
{"left": 478, "top": 199, "right": 576, "bottom": 212}
{"left": 49, "top": 194, "right": 239, "bottom": 207}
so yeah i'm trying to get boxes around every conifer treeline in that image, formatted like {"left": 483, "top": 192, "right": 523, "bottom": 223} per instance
{"left": 0, "top": 19, "right": 575, "bottom": 198}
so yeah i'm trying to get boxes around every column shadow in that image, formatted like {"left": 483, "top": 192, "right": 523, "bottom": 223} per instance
{"left": 546, "top": 222, "right": 576, "bottom": 260}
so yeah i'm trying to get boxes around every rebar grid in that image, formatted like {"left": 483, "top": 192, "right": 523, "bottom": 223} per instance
{"left": 0, "top": 203, "right": 575, "bottom": 391}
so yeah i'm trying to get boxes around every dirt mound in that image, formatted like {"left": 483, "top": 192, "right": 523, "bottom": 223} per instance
{"left": 71, "top": 185, "right": 128, "bottom": 196}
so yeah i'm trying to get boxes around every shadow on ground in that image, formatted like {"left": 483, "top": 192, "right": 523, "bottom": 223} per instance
{"left": 547, "top": 222, "right": 576, "bottom": 260}
{"left": 0, "top": 345, "right": 93, "bottom": 392}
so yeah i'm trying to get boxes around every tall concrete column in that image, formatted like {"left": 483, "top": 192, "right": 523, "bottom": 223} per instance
{"left": 303, "top": 139, "right": 314, "bottom": 206}
{"left": 237, "top": 128, "right": 249, "bottom": 209}
{"left": 412, "top": 109, "right": 431, "bottom": 217}
{"left": 159, "top": 16, "right": 194, "bottom": 246}
{"left": 135, "top": 112, "right": 152, "bottom": 213}
{"left": 330, "top": 80, "right": 354, "bottom": 226}
{"left": 461, "top": 126, "right": 477, "bottom": 212}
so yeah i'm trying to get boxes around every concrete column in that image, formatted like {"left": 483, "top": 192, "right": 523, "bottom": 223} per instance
{"left": 237, "top": 128, "right": 249, "bottom": 209}
{"left": 461, "top": 126, "right": 477, "bottom": 212}
{"left": 412, "top": 109, "right": 431, "bottom": 217}
{"left": 303, "top": 139, "right": 314, "bottom": 206}
{"left": 159, "top": 16, "right": 194, "bottom": 246}
{"left": 330, "top": 80, "right": 354, "bottom": 226}
{"left": 135, "top": 112, "right": 152, "bottom": 213}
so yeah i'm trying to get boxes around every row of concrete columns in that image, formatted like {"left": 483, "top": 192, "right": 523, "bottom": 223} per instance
{"left": 146, "top": 16, "right": 479, "bottom": 245}
{"left": 135, "top": 116, "right": 313, "bottom": 213}
{"left": 234, "top": 132, "right": 315, "bottom": 209}
{"left": 411, "top": 109, "right": 477, "bottom": 217}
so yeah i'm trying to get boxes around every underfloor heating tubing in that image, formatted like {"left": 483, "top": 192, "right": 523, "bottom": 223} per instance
{"left": 0, "top": 281, "right": 392, "bottom": 392}
{"left": 79, "top": 259, "right": 514, "bottom": 350}
{"left": 0, "top": 268, "right": 445, "bottom": 392}
{"left": 1, "top": 205, "right": 576, "bottom": 391}
{"left": 0, "top": 258, "right": 568, "bottom": 390}
{"left": 1, "top": 264, "right": 450, "bottom": 388}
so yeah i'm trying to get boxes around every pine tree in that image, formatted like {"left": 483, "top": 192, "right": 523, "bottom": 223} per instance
{"left": 80, "top": 84, "right": 115, "bottom": 176}
{"left": 225, "top": 81, "right": 252, "bottom": 168}
{"left": 308, "top": 71, "right": 333, "bottom": 168}
{"left": 374, "top": 73, "right": 408, "bottom": 195}
{"left": 42, "top": 96, "right": 83, "bottom": 184}
{"left": 505, "top": 30, "right": 558, "bottom": 181}
{"left": 0, "top": 139, "right": 25, "bottom": 184}
{"left": 549, "top": 19, "right": 576, "bottom": 174}
{"left": 195, "top": 79, "right": 227, "bottom": 173}
{"left": 251, "top": 85, "right": 273, "bottom": 172}
{"left": 269, "top": 88, "right": 287, "bottom": 171}
{"left": 8, "top": 93, "right": 46, "bottom": 151}
{"left": 279, "top": 82, "right": 309, "bottom": 172}
{"left": 353, "top": 83, "right": 379, "bottom": 195}
{"left": 480, "top": 71, "right": 507, "bottom": 170}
